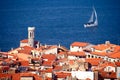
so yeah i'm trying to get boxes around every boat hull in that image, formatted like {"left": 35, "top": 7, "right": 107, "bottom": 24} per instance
{"left": 84, "top": 23, "right": 97, "bottom": 28}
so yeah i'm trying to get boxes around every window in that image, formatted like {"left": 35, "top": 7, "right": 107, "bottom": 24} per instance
{"left": 88, "top": 55, "right": 90, "bottom": 58}
{"left": 30, "top": 32, "right": 32, "bottom": 38}
{"left": 109, "top": 59, "right": 111, "bottom": 62}
{"left": 92, "top": 55, "right": 94, "bottom": 58}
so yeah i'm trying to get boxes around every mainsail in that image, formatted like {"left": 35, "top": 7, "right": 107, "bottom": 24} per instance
{"left": 88, "top": 11, "right": 94, "bottom": 23}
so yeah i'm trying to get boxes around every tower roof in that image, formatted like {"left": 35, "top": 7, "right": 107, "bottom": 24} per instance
{"left": 28, "top": 27, "right": 35, "bottom": 31}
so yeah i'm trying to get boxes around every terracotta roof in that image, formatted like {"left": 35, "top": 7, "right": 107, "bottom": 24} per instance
{"left": 93, "top": 44, "right": 115, "bottom": 51}
{"left": 53, "top": 65, "right": 62, "bottom": 71}
{"left": 20, "top": 60, "right": 29, "bottom": 66}
{"left": 91, "top": 52, "right": 107, "bottom": 56}
{"left": 55, "top": 72, "right": 71, "bottom": 78}
{"left": 69, "top": 60, "right": 75, "bottom": 65}
{"left": 68, "top": 52, "right": 85, "bottom": 56}
{"left": 115, "top": 62, "right": 120, "bottom": 66}
{"left": 20, "top": 39, "right": 28, "bottom": 43}
{"left": 71, "top": 42, "right": 88, "bottom": 47}
{"left": 45, "top": 77, "right": 52, "bottom": 80}
{"left": 42, "top": 61, "right": 53, "bottom": 66}
{"left": 112, "top": 45, "right": 120, "bottom": 52}
{"left": 0, "top": 73, "right": 12, "bottom": 78}
{"left": 16, "top": 53, "right": 32, "bottom": 61}
{"left": 85, "top": 58, "right": 102, "bottom": 66}
{"left": 109, "top": 52, "right": 120, "bottom": 58}
{"left": 100, "top": 62, "right": 116, "bottom": 68}
{"left": 18, "top": 46, "right": 34, "bottom": 54}
{"left": 42, "top": 54, "right": 56, "bottom": 61}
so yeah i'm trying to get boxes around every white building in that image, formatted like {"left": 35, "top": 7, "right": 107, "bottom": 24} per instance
{"left": 70, "top": 42, "right": 89, "bottom": 52}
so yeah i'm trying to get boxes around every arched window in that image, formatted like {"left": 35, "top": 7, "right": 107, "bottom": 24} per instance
{"left": 92, "top": 55, "right": 94, "bottom": 58}
{"left": 88, "top": 55, "right": 90, "bottom": 58}
{"left": 30, "top": 32, "right": 32, "bottom": 38}
{"left": 109, "top": 59, "right": 111, "bottom": 62}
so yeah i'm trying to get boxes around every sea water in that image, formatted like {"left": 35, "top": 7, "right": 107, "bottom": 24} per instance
{"left": 0, "top": 0, "right": 120, "bottom": 51}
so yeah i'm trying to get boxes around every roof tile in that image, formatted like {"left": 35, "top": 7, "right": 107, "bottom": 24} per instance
{"left": 71, "top": 42, "right": 88, "bottom": 47}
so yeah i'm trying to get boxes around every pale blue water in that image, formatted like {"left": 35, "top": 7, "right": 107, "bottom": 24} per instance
{"left": 0, "top": 0, "right": 120, "bottom": 51}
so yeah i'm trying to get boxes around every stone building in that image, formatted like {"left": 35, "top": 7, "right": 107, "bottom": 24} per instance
{"left": 20, "top": 27, "right": 39, "bottom": 48}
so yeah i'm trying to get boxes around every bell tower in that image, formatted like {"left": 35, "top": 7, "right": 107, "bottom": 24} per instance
{"left": 28, "top": 27, "right": 35, "bottom": 47}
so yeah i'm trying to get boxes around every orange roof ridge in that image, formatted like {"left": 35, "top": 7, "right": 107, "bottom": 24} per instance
{"left": 71, "top": 42, "right": 89, "bottom": 47}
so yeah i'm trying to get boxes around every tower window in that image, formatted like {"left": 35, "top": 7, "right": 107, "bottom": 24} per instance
{"left": 30, "top": 32, "right": 32, "bottom": 38}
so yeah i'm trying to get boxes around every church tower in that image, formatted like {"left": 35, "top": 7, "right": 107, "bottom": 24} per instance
{"left": 28, "top": 27, "right": 35, "bottom": 47}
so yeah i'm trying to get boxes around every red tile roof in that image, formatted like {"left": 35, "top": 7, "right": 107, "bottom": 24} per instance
{"left": 69, "top": 60, "right": 75, "bottom": 65}
{"left": 42, "top": 54, "right": 56, "bottom": 61}
{"left": 68, "top": 52, "right": 85, "bottom": 56}
{"left": 93, "top": 44, "right": 115, "bottom": 51}
{"left": 16, "top": 53, "right": 31, "bottom": 61}
{"left": 53, "top": 65, "right": 62, "bottom": 71}
{"left": 71, "top": 42, "right": 88, "bottom": 47}
{"left": 99, "top": 62, "right": 116, "bottom": 68}
{"left": 109, "top": 52, "right": 120, "bottom": 58}
{"left": 55, "top": 72, "right": 71, "bottom": 78}
{"left": 18, "top": 46, "right": 34, "bottom": 54}
{"left": 91, "top": 52, "right": 107, "bottom": 56}
{"left": 20, "top": 39, "right": 28, "bottom": 43}
{"left": 20, "top": 60, "right": 29, "bottom": 66}
{"left": 42, "top": 61, "right": 53, "bottom": 66}
{"left": 115, "top": 62, "right": 120, "bottom": 66}
{"left": 113, "top": 45, "right": 120, "bottom": 52}
{"left": 45, "top": 77, "right": 52, "bottom": 80}
{"left": 0, "top": 73, "right": 12, "bottom": 78}
{"left": 85, "top": 58, "right": 103, "bottom": 66}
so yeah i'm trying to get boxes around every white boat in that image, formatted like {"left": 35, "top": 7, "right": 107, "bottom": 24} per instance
{"left": 84, "top": 7, "right": 98, "bottom": 28}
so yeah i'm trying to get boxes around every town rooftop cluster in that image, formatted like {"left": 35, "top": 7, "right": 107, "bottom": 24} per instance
{"left": 0, "top": 27, "right": 120, "bottom": 80}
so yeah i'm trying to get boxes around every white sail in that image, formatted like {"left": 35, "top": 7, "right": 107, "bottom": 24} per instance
{"left": 93, "top": 7, "right": 98, "bottom": 26}
{"left": 88, "top": 11, "right": 94, "bottom": 23}
{"left": 84, "top": 7, "right": 98, "bottom": 28}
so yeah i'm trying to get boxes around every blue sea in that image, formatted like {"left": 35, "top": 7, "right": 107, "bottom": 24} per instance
{"left": 0, "top": 0, "right": 120, "bottom": 51}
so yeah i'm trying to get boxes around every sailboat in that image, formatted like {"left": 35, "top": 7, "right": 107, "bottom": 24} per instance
{"left": 84, "top": 7, "right": 98, "bottom": 28}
